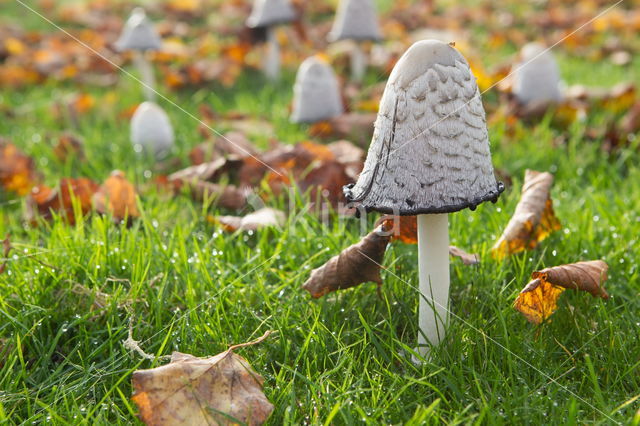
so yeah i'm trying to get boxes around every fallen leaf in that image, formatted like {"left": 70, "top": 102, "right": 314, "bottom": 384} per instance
{"left": 132, "top": 331, "right": 274, "bottom": 426}
{"left": 308, "top": 113, "right": 376, "bottom": 147}
{"left": 93, "top": 171, "right": 140, "bottom": 222}
{"left": 0, "top": 141, "right": 40, "bottom": 195}
{"left": 189, "top": 131, "right": 258, "bottom": 165}
{"left": 302, "top": 225, "right": 390, "bottom": 298}
{"left": 27, "top": 177, "right": 99, "bottom": 224}
{"left": 448, "top": 246, "right": 480, "bottom": 265}
{"left": 0, "top": 234, "right": 10, "bottom": 275}
{"left": 515, "top": 260, "right": 609, "bottom": 324}
{"left": 377, "top": 215, "right": 418, "bottom": 244}
{"left": 492, "top": 170, "right": 561, "bottom": 259}
{"left": 212, "top": 207, "right": 285, "bottom": 232}
{"left": 53, "top": 133, "right": 85, "bottom": 162}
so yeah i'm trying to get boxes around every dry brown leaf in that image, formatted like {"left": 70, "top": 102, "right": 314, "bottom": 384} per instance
{"left": 0, "top": 141, "right": 40, "bottom": 196}
{"left": 492, "top": 170, "right": 561, "bottom": 259}
{"left": 26, "top": 177, "right": 99, "bottom": 224}
{"left": 449, "top": 246, "right": 480, "bottom": 265}
{"left": 212, "top": 207, "right": 285, "bottom": 232}
{"left": 302, "top": 225, "right": 390, "bottom": 298}
{"left": 308, "top": 113, "right": 376, "bottom": 147}
{"left": 132, "top": 332, "right": 274, "bottom": 426}
{"left": 93, "top": 170, "right": 140, "bottom": 222}
{"left": 0, "top": 234, "right": 10, "bottom": 275}
{"left": 515, "top": 260, "right": 609, "bottom": 324}
{"left": 189, "top": 132, "right": 258, "bottom": 165}
{"left": 53, "top": 133, "right": 85, "bottom": 162}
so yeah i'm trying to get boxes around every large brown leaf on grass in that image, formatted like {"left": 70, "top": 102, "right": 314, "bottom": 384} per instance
{"left": 308, "top": 113, "right": 377, "bottom": 147}
{"left": 27, "top": 177, "right": 99, "bottom": 224}
{"left": 93, "top": 171, "right": 140, "bottom": 222}
{"left": 302, "top": 225, "right": 391, "bottom": 298}
{"left": 515, "top": 260, "right": 609, "bottom": 324}
{"left": 132, "top": 332, "right": 274, "bottom": 426}
{"left": 492, "top": 170, "right": 561, "bottom": 259}
{"left": 0, "top": 141, "right": 40, "bottom": 196}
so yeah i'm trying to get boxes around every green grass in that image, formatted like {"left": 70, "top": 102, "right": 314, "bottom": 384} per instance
{"left": 1, "top": 1, "right": 640, "bottom": 425}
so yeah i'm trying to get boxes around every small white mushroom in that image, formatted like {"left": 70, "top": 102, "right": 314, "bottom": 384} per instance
{"left": 328, "top": 0, "right": 382, "bottom": 82}
{"left": 246, "top": 0, "right": 297, "bottom": 81}
{"left": 291, "top": 56, "right": 344, "bottom": 123}
{"left": 344, "top": 40, "right": 503, "bottom": 357}
{"left": 115, "top": 8, "right": 162, "bottom": 101}
{"left": 130, "top": 102, "right": 174, "bottom": 158}
{"left": 512, "top": 43, "right": 563, "bottom": 106}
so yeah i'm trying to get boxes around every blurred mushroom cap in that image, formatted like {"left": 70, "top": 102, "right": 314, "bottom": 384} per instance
{"left": 344, "top": 40, "right": 503, "bottom": 215}
{"left": 513, "top": 42, "right": 563, "bottom": 105}
{"left": 246, "top": 0, "right": 296, "bottom": 28}
{"left": 115, "top": 8, "right": 162, "bottom": 52}
{"left": 131, "top": 102, "right": 175, "bottom": 158}
{"left": 291, "top": 56, "right": 344, "bottom": 123}
{"left": 328, "top": 0, "right": 382, "bottom": 42}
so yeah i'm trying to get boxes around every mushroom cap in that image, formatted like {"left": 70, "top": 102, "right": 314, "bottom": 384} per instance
{"left": 291, "top": 56, "right": 344, "bottom": 123}
{"left": 513, "top": 43, "right": 563, "bottom": 105}
{"left": 131, "top": 102, "right": 175, "bottom": 158}
{"left": 328, "top": 0, "right": 382, "bottom": 42}
{"left": 115, "top": 8, "right": 162, "bottom": 52}
{"left": 344, "top": 40, "right": 503, "bottom": 215}
{"left": 246, "top": 0, "right": 296, "bottom": 28}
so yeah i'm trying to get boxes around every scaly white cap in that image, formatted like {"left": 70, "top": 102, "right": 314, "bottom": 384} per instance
{"left": 115, "top": 8, "right": 162, "bottom": 52}
{"left": 513, "top": 43, "right": 563, "bottom": 105}
{"left": 291, "top": 56, "right": 344, "bottom": 123}
{"left": 131, "top": 102, "right": 174, "bottom": 158}
{"left": 246, "top": 0, "right": 296, "bottom": 28}
{"left": 344, "top": 40, "right": 503, "bottom": 214}
{"left": 328, "top": 0, "right": 382, "bottom": 42}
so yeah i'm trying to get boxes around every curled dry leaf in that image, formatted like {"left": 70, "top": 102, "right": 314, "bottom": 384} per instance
{"left": 93, "top": 171, "right": 140, "bottom": 222}
{"left": 448, "top": 246, "right": 480, "bottom": 265}
{"left": 515, "top": 260, "right": 609, "bottom": 324}
{"left": 27, "top": 177, "right": 99, "bottom": 224}
{"left": 302, "top": 225, "right": 391, "bottom": 298}
{"left": 132, "top": 332, "right": 274, "bottom": 426}
{"left": 0, "top": 141, "right": 40, "bottom": 196}
{"left": 189, "top": 131, "right": 258, "bottom": 165}
{"left": 308, "top": 113, "right": 377, "bottom": 147}
{"left": 212, "top": 207, "right": 285, "bottom": 232}
{"left": 492, "top": 170, "right": 561, "bottom": 259}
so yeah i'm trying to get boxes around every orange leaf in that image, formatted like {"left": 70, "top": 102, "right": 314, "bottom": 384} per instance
{"left": 0, "top": 141, "right": 40, "bottom": 196}
{"left": 492, "top": 170, "right": 561, "bottom": 259}
{"left": 93, "top": 171, "right": 140, "bottom": 222}
{"left": 515, "top": 260, "right": 609, "bottom": 324}
{"left": 27, "top": 177, "right": 98, "bottom": 224}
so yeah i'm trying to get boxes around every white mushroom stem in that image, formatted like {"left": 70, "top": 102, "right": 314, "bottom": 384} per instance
{"left": 417, "top": 213, "right": 450, "bottom": 356}
{"left": 264, "top": 26, "right": 281, "bottom": 81}
{"left": 350, "top": 43, "right": 367, "bottom": 82}
{"left": 133, "top": 50, "right": 156, "bottom": 101}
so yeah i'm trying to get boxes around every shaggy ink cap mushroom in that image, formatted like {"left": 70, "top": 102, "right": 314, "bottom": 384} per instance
{"left": 131, "top": 102, "right": 174, "bottom": 158}
{"left": 246, "top": 0, "right": 297, "bottom": 28}
{"left": 115, "top": 8, "right": 162, "bottom": 52}
{"left": 291, "top": 56, "right": 344, "bottom": 123}
{"left": 344, "top": 40, "right": 504, "bottom": 215}
{"left": 328, "top": 0, "right": 382, "bottom": 42}
{"left": 513, "top": 42, "right": 563, "bottom": 105}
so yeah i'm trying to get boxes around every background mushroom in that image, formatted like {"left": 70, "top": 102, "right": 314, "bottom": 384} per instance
{"left": 130, "top": 102, "right": 174, "bottom": 158}
{"left": 512, "top": 42, "right": 563, "bottom": 106}
{"left": 115, "top": 8, "right": 162, "bottom": 101}
{"left": 291, "top": 56, "right": 344, "bottom": 123}
{"left": 344, "top": 40, "right": 503, "bottom": 356}
{"left": 246, "top": 0, "right": 297, "bottom": 81}
{"left": 328, "top": 0, "right": 382, "bottom": 82}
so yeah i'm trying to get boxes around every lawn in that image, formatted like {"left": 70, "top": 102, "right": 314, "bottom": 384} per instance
{"left": 1, "top": 0, "right": 639, "bottom": 424}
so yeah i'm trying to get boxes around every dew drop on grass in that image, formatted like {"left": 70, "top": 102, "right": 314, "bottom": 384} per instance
{"left": 593, "top": 215, "right": 600, "bottom": 222}
{"left": 144, "top": 170, "right": 152, "bottom": 179}
{"left": 152, "top": 219, "right": 159, "bottom": 228}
